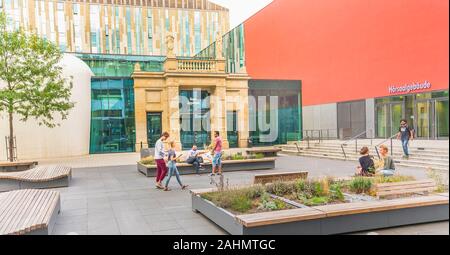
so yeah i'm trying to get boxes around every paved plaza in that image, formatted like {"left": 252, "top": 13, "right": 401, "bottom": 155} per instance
{"left": 50, "top": 155, "right": 449, "bottom": 235}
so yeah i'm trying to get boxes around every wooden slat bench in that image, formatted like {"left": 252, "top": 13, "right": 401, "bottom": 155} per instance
{"left": 375, "top": 180, "right": 436, "bottom": 198}
{"left": 254, "top": 171, "right": 308, "bottom": 185}
{"left": 246, "top": 147, "right": 282, "bottom": 157}
{"left": 0, "top": 189, "right": 61, "bottom": 235}
{"left": 0, "top": 165, "right": 72, "bottom": 192}
{"left": 0, "top": 161, "right": 38, "bottom": 172}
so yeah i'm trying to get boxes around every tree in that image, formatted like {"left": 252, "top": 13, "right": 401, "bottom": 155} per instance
{"left": 0, "top": 12, "right": 74, "bottom": 161}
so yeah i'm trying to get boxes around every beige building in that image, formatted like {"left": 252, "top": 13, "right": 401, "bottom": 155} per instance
{"left": 0, "top": 0, "right": 229, "bottom": 56}
{"left": 132, "top": 34, "right": 250, "bottom": 150}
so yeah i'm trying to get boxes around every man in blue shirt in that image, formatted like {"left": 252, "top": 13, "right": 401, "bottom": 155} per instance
{"left": 397, "top": 119, "right": 414, "bottom": 159}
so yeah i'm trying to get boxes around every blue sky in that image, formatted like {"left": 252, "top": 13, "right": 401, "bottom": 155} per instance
{"left": 210, "top": 0, "right": 274, "bottom": 28}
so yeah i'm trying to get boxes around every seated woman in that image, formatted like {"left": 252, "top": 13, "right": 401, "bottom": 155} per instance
{"left": 356, "top": 146, "right": 375, "bottom": 176}
{"left": 377, "top": 145, "right": 396, "bottom": 176}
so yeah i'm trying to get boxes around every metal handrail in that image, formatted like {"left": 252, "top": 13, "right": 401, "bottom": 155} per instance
{"left": 374, "top": 134, "right": 398, "bottom": 159}
{"left": 340, "top": 130, "right": 370, "bottom": 160}
{"left": 302, "top": 129, "right": 338, "bottom": 142}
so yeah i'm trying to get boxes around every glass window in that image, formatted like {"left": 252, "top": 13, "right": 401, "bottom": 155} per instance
{"left": 249, "top": 80, "right": 302, "bottom": 146}
{"left": 90, "top": 5, "right": 100, "bottom": 53}
{"left": 73, "top": 3, "right": 82, "bottom": 52}
{"left": 126, "top": 7, "right": 132, "bottom": 54}
{"left": 90, "top": 78, "right": 136, "bottom": 154}
{"left": 194, "top": 11, "right": 201, "bottom": 54}
{"left": 57, "top": 2, "right": 66, "bottom": 51}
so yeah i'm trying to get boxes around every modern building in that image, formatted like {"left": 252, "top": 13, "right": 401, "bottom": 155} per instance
{"left": 1, "top": 0, "right": 448, "bottom": 161}
{"left": 0, "top": 0, "right": 229, "bottom": 56}
{"left": 229, "top": 0, "right": 448, "bottom": 140}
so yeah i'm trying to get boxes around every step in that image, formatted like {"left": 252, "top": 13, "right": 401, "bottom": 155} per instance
{"left": 282, "top": 147, "right": 449, "bottom": 160}
{"left": 289, "top": 144, "right": 449, "bottom": 153}
{"left": 281, "top": 146, "right": 449, "bottom": 157}
{"left": 280, "top": 151, "right": 449, "bottom": 172}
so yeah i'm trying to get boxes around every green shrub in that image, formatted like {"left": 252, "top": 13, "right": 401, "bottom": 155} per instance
{"left": 374, "top": 175, "right": 416, "bottom": 184}
{"left": 304, "top": 196, "right": 329, "bottom": 206}
{"left": 296, "top": 179, "right": 306, "bottom": 192}
{"left": 314, "top": 182, "right": 325, "bottom": 196}
{"left": 349, "top": 177, "right": 373, "bottom": 194}
{"left": 330, "top": 183, "right": 345, "bottom": 201}
{"left": 254, "top": 153, "right": 265, "bottom": 159}
{"left": 231, "top": 152, "right": 245, "bottom": 160}
{"left": 265, "top": 181, "right": 297, "bottom": 196}
{"left": 274, "top": 199, "right": 286, "bottom": 209}
{"left": 201, "top": 185, "right": 265, "bottom": 212}
{"left": 230, "top": 194, "right": 252, "bottom": 213}
{"left": 140, "top": 156, "right": 155, "bottom": 165}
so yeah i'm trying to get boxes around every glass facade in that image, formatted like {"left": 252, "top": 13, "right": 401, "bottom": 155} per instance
{"left": 90, "top": 78, "right": 136, "bottom": 154}
{"left": 195, "top": 24, "right": 246, "bottom": 73}
{"left": 375, "top": 90, "right": 449, "bottom": 139}
{"left": 179, "top": 90, "right": 211, "bottom": 150}
{"left": 1, "top": 0, "right": 229, "bottom": 56}
{"left": 75, "top": 53, "right": 165, "bottom": 77}
{"left": 249, "top": 80, "right": 302, "bottom": 146}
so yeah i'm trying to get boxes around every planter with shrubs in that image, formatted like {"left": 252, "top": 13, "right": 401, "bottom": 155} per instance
{"left": 137, "top": 152, "right": 276, "bottom": 177}
{"left": 191, "top": 175, "right": 449, "bottom": 235}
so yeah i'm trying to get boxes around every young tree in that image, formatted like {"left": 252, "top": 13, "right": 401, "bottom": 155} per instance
{"left": 0, "top": 12, "right": 74, "bottom": 161}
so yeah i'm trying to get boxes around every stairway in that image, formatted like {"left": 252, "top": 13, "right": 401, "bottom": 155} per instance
{"left": 278, "top": 139, "right": 449, "bottom": 172}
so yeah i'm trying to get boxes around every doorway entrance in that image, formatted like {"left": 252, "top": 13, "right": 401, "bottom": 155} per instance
{"left": 179, "top": 89, "right": 211, "bottom": 150}
{"left": 376, "top": 102, "right": 404, "bottom": 138}
{"left": 146, "top": 112, "right": 162, "bottom": 148}
{"left": 227, "top": 111, "right": 239, "bottom": 148}
{"left": 415, "top": 98, "right": 449, "bottom": 139}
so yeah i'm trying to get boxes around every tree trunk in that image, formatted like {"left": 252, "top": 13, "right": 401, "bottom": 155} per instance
{"left": 8, "top": 112, "right": 14, "bottom": 162}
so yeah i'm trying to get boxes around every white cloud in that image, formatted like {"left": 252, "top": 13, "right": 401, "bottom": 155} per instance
{"left": 210, "top": 0, "right": 274, "bottom": 28}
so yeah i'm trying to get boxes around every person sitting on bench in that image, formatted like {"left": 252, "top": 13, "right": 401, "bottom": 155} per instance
{"left": 186, "top": 145, "right": 206, "bottom": 175}
{"left": 356, "top": 146, "right": 375, "bottom": 176}
{"left": 378, "top": 145, "right": 396, "bottom": 176}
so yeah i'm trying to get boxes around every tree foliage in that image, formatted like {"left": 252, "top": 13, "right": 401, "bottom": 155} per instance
{"left": 0, "top": 12, "right": 74, "bottom": 128}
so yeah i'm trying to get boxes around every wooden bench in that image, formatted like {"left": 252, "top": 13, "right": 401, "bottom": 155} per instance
{"left": 375, "top": 179, "right": 436, "bottom": 198}
{"left": 0, "top": 189, "right": 61, "bottom": 235}
{"left": 0, "top": 165, "right": 72, "bottom": 192}
{"left": 0, "top": 161, "right": 38, "bottom": 172}
{"left": 246, "top": 147, "right": 282, "bottom": 157}
{"left": 253, "top": 171, "right": 308, "bottom": 185}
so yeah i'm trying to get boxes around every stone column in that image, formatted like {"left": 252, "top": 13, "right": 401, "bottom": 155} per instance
{"left": 134, "top": 80, "right": 148, "bottom": 151}
{"left": 167, "top": 79, "right": 182, "bottom": 150}
{"left": 211, "top": 82, "right": 229, "bottom": 149}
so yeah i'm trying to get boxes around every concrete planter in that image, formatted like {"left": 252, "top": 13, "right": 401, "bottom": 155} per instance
{"left": 191, "top": 190, "right": 449, "bottom": 235}
{"left": 137, "top": 158, "right": 276, "bottom": 177}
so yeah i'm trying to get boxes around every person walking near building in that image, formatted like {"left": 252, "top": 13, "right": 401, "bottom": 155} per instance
{"left": 210, "top": 131, "right": 223, "bottom": 176}
{"left": 377, "top": 145, "right": 396, "bottom": 176}
{"left": 154, "top": 132, "right": 170, "bottom": 189}
{"left": 397, "top": 119, "right": 414, "bottom": 159}
{"left": 164, "top": 141, "right": 188, "bottom": 191}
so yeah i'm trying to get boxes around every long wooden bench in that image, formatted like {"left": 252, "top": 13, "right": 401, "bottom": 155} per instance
{"left": 375, "top": 179, "right": 436, "bottom": 198}
{"left": 246, "top": 147, "right": 282, "bottom": 157}
{"left": 0, "top": 189, "right": 61, "bottom": 235}
{"left": 0, "top": 165, "right": 72, "bottom": 192}
{"left": 253, "top": 171, "right": 308, "bottom": 185}
{"left": 0, "top": 161, "right": 38, "bottom": 172}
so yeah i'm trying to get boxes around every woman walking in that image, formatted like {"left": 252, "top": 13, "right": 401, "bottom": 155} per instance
{"left": 164, "top": 141, "right": 188, "bottom": 191}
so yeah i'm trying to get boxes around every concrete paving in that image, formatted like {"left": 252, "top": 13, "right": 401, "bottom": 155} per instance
{"left": 51, "top": 155, "right": 449, "bottom": 235}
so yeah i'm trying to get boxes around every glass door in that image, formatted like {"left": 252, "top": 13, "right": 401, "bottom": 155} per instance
{"left": 146, "top": 113, "right": 162, "bottom": 148}
{"left": 390, "top": 103, "right": 403, "bottom": 137}
{"left": 227, "top": 111, "right": 239, "bottom": 148}
{"left": 416, "top": 101, "right": 431, "bottom": 138}
{"left": 435, "top": 99, "right": 449, "bottom": 138}
{"left": 376, "top": 105, "right": 388, "bottom": 138}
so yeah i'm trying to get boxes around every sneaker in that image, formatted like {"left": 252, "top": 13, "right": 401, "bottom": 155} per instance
{"left": 209, "top": 173, "right": 215, "bottom": 177}
{"left": 181, "top": 185, "right": 189, "bottom": 190}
